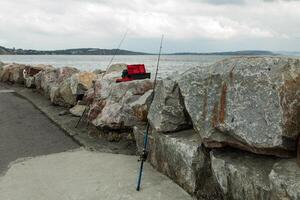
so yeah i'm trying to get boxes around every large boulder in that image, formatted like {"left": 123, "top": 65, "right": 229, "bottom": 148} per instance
{"left": 50, "top": 78, "right": 77, "bottom": 107}
{"left": 211, "top": 149, "right": 300, "bottom": 200}
{"left": 210, "top": 150, "right": 277, "bottom": 200}
{"left": 88, "top": 76, "right": 153, "bottom": 130}
{"left": 59, "top": 78, "right": 77, "bottom": 106}
{"left": 85, "top": 71, "right": 122, "bottom": 105}
{"left": 40, "top": 67, "right": 79, "bottom": 97}
{"left": 134, "top": 125, "right": 222, "bottom": 199}
{"left": 269, "top": 159, "right": 300, "bottom": 200}
{"left": 57, "top": 67, "right": 79, "bottom": 83}
{"left": 70, "top": 72, "right": 97, "bottom": 95}
{"left": 178, "top": 57, "right": 300, "bottom": 157}
{"left": 23, "top": 64, "right": 53, "bottom": 78}
{"left": 40, "top": 68, "right": 59, "bottom": 96}
{"left": 148, "top": 75, "right": 191, "bottom": 133}
{"left": 0, "top": 63, "right": 26, "bottom": 84}
{"left": 24, "top": 64, "right": 54, "bottom": 88}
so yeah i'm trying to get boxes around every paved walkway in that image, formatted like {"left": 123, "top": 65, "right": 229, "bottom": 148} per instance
{"left": 0, "top": 89, "right": 79, "bottom": 174}
{"left": 0, "top": 149, "right": 192, "bottom": 200}
{"left": 0, "top": 86, "right": 193, "bottom": 200}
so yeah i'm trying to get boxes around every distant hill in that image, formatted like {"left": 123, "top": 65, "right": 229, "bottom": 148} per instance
{"left": 170, "top": 50, "right": 278, "bottom": 56}
{"left": 275, "top": 51, "right": 300, "bottom": 56}
{"left": 0, "top": 46, "right": 149, "bottom": 55}
{"left": 0, "top": 46, "right": 279, "bottom": 56}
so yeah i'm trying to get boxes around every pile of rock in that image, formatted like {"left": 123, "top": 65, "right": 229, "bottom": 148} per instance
{"left": 0, "top": 63, "right": 100, "bottom": 108}
{"left": 86, "top": 64, "right": 154, "bottom": 130}
{"left": 135, "top": 57, "right": 300, "bottom": 200}
{"left": 0, "top": 62, "right": 154, "bottom": 130}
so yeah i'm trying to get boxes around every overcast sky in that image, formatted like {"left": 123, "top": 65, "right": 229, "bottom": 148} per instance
{"left": 0, "top": 0, "right": 299, "bottom": 53}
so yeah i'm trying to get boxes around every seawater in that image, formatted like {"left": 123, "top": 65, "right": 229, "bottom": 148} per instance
{"left": 0, "top": 55, "right": 229, "bottom": 78}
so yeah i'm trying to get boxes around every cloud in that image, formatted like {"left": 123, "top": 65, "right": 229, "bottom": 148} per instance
{"left": 0, "top": 0, "right": 299, "bottom": 52}
{"left": 202, "top": 0, "right": 247, "bottom": 5}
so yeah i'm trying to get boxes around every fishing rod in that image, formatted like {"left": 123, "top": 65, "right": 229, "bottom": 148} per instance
{"left": 75, "top": 30, "right": 128, "bottom": 128}
{"left": 136, "top": 34, "right": 164, "bottom": 191}
{"left": 105, "top": 29, "right": 129, "bottom": 73}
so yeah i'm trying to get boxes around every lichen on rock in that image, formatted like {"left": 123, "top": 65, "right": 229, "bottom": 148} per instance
{"left": 178, "top": 57, "right": 300, "bottom": 157}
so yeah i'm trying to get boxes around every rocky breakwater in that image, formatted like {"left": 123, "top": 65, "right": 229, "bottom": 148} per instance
{"left": 135, "top": 57, "right": 300, "bottom": 200}
{"left": 0, "top": 61, "right": 152, "bottom": 149}
{"left": 0, "top": 61, "right": 153, "bottom": 132}
{"left": 0, "top": 62, "right": 99, "bottom": 108}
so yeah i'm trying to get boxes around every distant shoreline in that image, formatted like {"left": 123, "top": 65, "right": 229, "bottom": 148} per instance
{"left": 0, "top": 46, "right": 279, "bottom": 56}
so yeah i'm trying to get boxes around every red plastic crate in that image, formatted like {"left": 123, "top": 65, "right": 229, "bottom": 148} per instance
{"left": 127, "top": 64, "right": 146, "bottom": 75}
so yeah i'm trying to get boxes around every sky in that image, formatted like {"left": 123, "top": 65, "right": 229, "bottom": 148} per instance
{"left": 0, "top": 0, "right": 299, "bottom": 53}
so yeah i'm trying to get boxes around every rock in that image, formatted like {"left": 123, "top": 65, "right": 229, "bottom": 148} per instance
{"left": 70, "top": 105, "right": 88, "bottom": 117}
{"left": 58, "top": 79, "right": 76, "bottom": 106}
{"left": 40, "top": 68, "right": 59, "bottom": 96}
{"left": 130, "top": 90, "right": 153, "bottom": 122}
{"left": 25, "top": 76, "right": 35, "bottom": 88}
{"left": 148, "top": 75, "right": 191, "bottom": 133}
{"left": 0, "top": 63, "right": 26, "bottom": 84}
{"left": 34, "top": 71, "right": 43, "bottom": 90}
{"left": 57, "top": 67, "right": 79, "bottom": 83}
{"left": 40, "top": 67, "right": 79, "bottom": 97}
{"left": 59, "top": 78, "right": 77, "bottom": 107}
{"left": 134, "top": 125, "right": 222, "bottom": 199}
{"left": 49, "top": 77, "right": 77, "bottom": 107}
{"left": 58, "top": 110, "right": 70, "bottom": 116}
{"left": 269, "top": 159, "right": 300, "bottom": 200}
{"left": 27, "top": 65, "right": 54, "bottom": 89}
{"left": 93, "top": 69, "right": 105, "bottom": 74}
{"left": 106, "top": 63, "right": 127, "bottom": 74}
{"left": 84, "top": 72, "right": 119, "bottom": 105}
{"left": 89, "top": 79, "right": 153, "bottom": 130}
{"left": 23, "top": 64, "right": 52, "bottom": 78}
{"left": 178, "top": 57, "right": 300, "bottom": 157}
{"left": 34, "top": 64, "right": 54, "bottom": 70}
{"left": 49, "top": 86, "right": 60, "bottom": 105}
{"left": 210, "top": 150, "right": 277, "bottom": 200}
{"left": 70, "top": 72, "right": 97, "bottom": 95}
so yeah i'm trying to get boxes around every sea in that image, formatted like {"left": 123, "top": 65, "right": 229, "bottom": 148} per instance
{"left": 0, "top": 54, "right": 298, "bottom": 78}
{"left": 0, "top": 55, "right": 229, "bottom": 78}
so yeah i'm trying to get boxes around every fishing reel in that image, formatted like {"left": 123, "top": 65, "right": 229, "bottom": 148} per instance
{"left": 138, "top": 149, "right": 148, "bottom": 162}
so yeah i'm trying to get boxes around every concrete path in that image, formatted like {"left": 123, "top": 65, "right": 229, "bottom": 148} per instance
{"left": 0, "top": 82, "right": 136, "bottom": 155}
{"left": 0, "top": 86, "right": 193, "bottom": 200}
{"left": 0, "top": 90, "right": 79, "bottom": 174}
{"left": 0, "top": 149, "right": 192, "bottom": 200}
